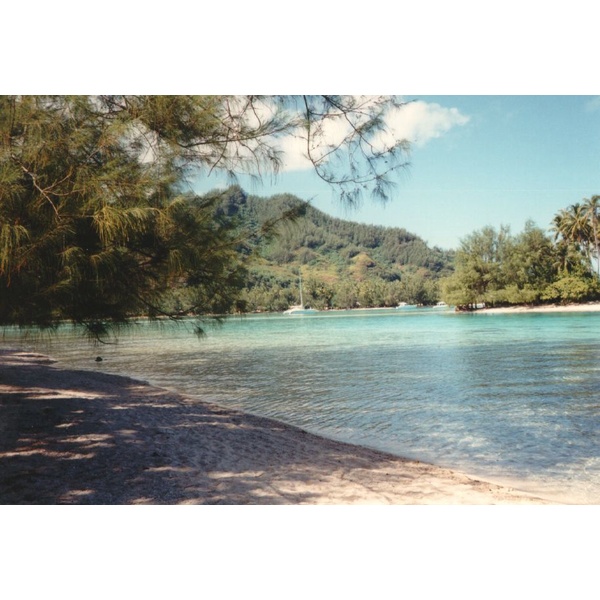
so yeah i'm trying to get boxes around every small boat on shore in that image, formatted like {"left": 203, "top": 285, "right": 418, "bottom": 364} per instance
{"left": 283, "top": 273, "right": 319, "bottom": 315}
{"left": 432, "top": 301, "right": 449, "bottom": 309}
{"left": 283, "top": 305, "right": 319, "bottom": 315}
{"left": 395, "top": 303, "right": 418, "bottom": 310}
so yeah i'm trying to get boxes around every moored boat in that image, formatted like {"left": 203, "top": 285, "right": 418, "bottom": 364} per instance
{"left": 283, "top": 305, "right": 319, "bottom": 315}
{"left": 283, "top": 273, "right": 319, "bottom": 315}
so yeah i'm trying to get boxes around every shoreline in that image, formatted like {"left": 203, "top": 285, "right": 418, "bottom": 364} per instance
{"left": 478, "top": 302, "right": 600, "bottom": 314}
{"left": 251, "top": 301, "right": 600, "bottom": 316}
{"left": 0, "top": 349, "right": 558, "bottom": 505}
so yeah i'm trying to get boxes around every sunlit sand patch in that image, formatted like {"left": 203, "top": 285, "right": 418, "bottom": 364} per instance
{"left": 167, "top": 420, "right": 239, "bottom": 430}
{"left": 0, "top": 449, "right": 95, "bottom": 460}
{"left": 0, "top": 385, "right": 107, "bottom": 401}
{"left": 208, "top": 470, "right": 265, "bottom": 479}
{"left": 61, "top": 452, "right": 96, "bottom": 460}
{"left": 62, "top": 434, "right": 113, "bottom": 443}
{"left": 145, "top": 466, "right": 194, "bottom": 474}
{"left": 117, "top": 429, "right": 139, "bottom": 437}
{"left": 59, "top": 489, "right": 94, "bottom": 501}
{"left": 61, "top": 434, "right": 115, "bottom": 449}
{"left": 32, "top": 391, "right": 107, "bottom": 401}
{"left": 110, "top": 402, "right": 172, "bottom": 410}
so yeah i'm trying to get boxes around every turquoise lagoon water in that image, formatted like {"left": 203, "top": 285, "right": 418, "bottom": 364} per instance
{"left": 8, "top": 308, "right": 600, "bottom": 503}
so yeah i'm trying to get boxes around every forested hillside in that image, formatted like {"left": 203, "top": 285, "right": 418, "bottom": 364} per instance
{"left": 213, "top": 187, "right": 455, "bottom": 311}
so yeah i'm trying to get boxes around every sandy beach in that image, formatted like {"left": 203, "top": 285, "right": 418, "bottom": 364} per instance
{"left": 476, "top": 301, "right": 600, "bottom": 314}
{"left": 0, "top": 349, "right": 556, "bottom": 505}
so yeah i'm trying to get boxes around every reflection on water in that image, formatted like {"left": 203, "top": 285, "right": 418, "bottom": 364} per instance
{"left": 7, "top": 308, "right": 600, "bottom": 503}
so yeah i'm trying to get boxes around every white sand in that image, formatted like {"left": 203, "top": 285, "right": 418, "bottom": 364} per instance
{"left": 0, "top": 349, "right": 555, "bottom": 504}
{"left": 477, "top": 302, "right": 600, "bottom": 314}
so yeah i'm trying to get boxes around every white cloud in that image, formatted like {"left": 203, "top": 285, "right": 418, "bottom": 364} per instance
{"left": 276, "top": 96, "right": 389, "bottom": 171}
{"left": 275, "top": 98, "right": 470, "bottom": 172}
{"left": 276, "top": 134, "right": 313, "bottom": 171}
{"left": 385, "top": 101, "right": 470, "bottom": 147}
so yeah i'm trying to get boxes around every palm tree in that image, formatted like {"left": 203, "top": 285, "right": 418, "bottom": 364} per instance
{"left": 551, "top": 203, "right": 593, "bottom": 273}
{"left": 583, "top": 195, "right": 600, "bottom": 277}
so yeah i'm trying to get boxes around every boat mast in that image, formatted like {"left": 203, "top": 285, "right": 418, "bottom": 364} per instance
{"left": 299, "top": 272, "right": 304, "bottom": 307}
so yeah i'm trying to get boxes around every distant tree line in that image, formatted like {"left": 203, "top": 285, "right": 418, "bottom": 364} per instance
{"left": 441, "top": 196, "right": 600, "bottom": 308}
{"left": 242, "top": 269, "right": 442, "bottom": 311}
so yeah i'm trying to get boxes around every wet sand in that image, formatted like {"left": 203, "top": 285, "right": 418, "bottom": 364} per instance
{"left": 0, "top": 349, "right": 554, "bottom": 504}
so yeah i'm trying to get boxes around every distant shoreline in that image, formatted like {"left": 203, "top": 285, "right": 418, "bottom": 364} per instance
{"left": 270, "top": 302, "right": 600, "bottom": 315}
{"left": 475, "top": 302, "right": 600, "bottom": 315}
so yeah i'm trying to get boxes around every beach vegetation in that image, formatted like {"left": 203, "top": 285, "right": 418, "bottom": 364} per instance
{"left": 441, "top": 208, "right": 600, "bottom": 308}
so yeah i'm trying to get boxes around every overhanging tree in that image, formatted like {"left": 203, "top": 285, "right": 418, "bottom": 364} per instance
{"left": 0, "top": 95, "right": 411, "bottom": 335}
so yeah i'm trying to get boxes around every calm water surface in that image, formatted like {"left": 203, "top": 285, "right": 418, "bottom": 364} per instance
{"left": 8, "top": 308, "right": 600, "bottom": 503}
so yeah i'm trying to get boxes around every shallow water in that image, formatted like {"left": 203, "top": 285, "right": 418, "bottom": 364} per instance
{"left": 7, "top": 308, "right": 600, "bottom": 503}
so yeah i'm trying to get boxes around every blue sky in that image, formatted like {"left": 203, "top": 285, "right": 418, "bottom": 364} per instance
{"left": 193, "top": 96, "right": 600, "bottom": 250}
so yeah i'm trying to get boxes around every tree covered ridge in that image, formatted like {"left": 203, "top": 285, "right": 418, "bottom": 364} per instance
{"left": 211, "top": 187, "right": 455, "bottom": 311}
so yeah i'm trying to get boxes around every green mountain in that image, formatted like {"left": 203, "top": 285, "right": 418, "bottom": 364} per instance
{"left": 214, "top": 187, "right": 455, "bottom": 311}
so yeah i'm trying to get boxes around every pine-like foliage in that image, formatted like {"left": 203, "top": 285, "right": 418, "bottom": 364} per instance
{"left": 0, "top": 96, "right": 252, "bottom": 335}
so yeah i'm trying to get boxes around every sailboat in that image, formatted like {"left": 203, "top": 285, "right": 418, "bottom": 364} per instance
{"left": 283, "top": 273, "right": 319, "bottom": 315}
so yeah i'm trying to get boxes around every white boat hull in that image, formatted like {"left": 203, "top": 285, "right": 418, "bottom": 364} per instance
{"left": 283, "top": 306, "right": 318, "bottom": 315}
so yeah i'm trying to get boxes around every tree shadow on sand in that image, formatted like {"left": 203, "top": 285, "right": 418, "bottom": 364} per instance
{"left": 1, "top": 351, "right": 416, "bottom": 505}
